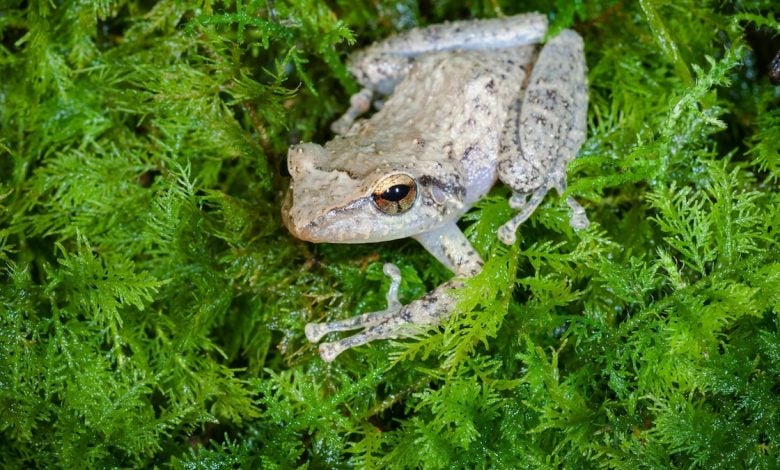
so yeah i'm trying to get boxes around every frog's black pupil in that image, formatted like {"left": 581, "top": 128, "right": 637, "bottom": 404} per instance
{"left": 382, "top": 184, "right": 410, "bottom": 202}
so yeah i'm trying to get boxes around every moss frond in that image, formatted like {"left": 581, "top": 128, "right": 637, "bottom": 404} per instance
{"left": 2, "top": 0, "right": 779, "bottom": 467}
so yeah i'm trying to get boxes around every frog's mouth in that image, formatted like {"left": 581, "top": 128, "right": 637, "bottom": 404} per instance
{"left": 282, "top": 186, "right": 376, "bottom": 244}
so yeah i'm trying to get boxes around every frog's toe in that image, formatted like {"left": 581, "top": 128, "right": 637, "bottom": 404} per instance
{"left": 318, "top": 342, "right": 343, "bottom": 363}
{"left": 381, "top": 263, "right": 403, "bottom": 310}
{"left": 508, "top": 192, "right": 530, "bottom": 210}
{"left": 316, "top": 323, "right": 396, "bottom": 362}
{"left": 566, "top": 197, "right": 589, "bottom": 230}
{"left": 330, "top": 88, "right": 374, "bottom": 135}
{"left": 498, "top": 187, "right": 549, "bottom": 245}
{"left": 305, "top": 262, "right": 405, "bottom": 358}
{"left": 305, "top": 322, "right": 327, "bottom": 343}
{"left": 498, "top": 224, "right": 517, "bottom": 245}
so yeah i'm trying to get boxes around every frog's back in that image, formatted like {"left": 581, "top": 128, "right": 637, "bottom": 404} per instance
{"left": 330, "top": 47, "right": 536, "bottom": 204}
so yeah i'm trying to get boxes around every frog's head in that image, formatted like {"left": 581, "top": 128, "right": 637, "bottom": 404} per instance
{"left": 283, "top": 142, "right": 467, "bottom": 244}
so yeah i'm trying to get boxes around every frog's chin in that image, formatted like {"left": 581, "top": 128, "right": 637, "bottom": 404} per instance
{"left": 288, "top": 218, "right": 412, "bottom": 244}
{"left": 286, "top": 209, "right": 426, "bottom": 244}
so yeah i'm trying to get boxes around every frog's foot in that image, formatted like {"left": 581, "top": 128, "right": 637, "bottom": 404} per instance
{"left": 497, "top": 186, "right": 550, "bottom": 245}
{"left": 305, "top": 263, "right": 403, "bottom": 345}
{"left": 305, "top": 263, "right": 458, "bottom": 362}
{"left": 330, "top": 88, "right": 373, "bottom": 135}
{"left": 566, "top": 197, "right": 590, "bottom": 230}
{"left": 497, "top": 184, "right": 589, "bottom": 245}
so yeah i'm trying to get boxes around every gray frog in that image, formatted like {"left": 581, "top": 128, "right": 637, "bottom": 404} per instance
{"left": 282, "top": 13, "right": 589, "bottom": 362}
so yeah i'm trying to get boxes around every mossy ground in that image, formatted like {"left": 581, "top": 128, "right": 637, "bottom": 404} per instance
{"left": 1, "top": 0, "right": 779, "bottom": 468}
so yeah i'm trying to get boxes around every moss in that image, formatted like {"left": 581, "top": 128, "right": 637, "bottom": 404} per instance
{"left": 1, "top": 0, "right": 779, "bottom": 467}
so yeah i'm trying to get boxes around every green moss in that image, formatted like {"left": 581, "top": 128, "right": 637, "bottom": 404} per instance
{"left": 1, "top": 0, "right": 779, "bottom": 467}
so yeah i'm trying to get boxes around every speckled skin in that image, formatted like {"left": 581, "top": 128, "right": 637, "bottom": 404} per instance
{"left": 283, "top": 13, "right": 589, "bottom": 361}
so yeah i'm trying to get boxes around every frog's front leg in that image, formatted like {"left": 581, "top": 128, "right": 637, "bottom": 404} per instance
{"left": 307, "top": 267, "right": 463, "bottom": 362}
{"left": 497, "top": 30, "right": 589, "bottom": 244}
{"left": 305, "top": 222, "right": 482, "bottom": 362}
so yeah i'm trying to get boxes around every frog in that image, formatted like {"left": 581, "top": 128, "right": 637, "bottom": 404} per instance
{"left": 282, "top": 13, "right": 589, "bottom": 362}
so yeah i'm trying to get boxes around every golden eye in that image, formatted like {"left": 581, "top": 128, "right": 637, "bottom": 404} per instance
{"left": 372, "top": 174, "right": 417, "bottom": 215}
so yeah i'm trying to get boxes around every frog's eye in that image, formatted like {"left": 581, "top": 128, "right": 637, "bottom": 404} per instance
{"left": 372, "top": 174, "right": 417, "bottom": 215}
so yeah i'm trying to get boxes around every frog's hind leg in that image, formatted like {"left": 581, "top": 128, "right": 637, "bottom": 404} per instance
{"left": 497, "top": 30, "right": 589, "bottom": 245}
{"left": 497, "top": 184, "right": 552, "bottom": 245}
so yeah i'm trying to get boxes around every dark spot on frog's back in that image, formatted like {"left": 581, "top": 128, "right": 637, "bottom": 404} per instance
{"left": 533, "top": 115, "right": 548, "bottom": 127}
{"left": 442, "top": 141, "right": 454, "bottom": 159}
{"left": 485, "top": 79, "right": 496, "bottom": 93}
{"left": 462, "top": 145, "right": 476, "bottom": 161}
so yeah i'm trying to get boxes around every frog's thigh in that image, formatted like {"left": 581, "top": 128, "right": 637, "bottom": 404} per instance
{"left": 497, "top": 30, "right": 588, "bottom": 244}
{"left": 349, "top": 14, "right": 548, "bottom": 95}
{"left": 498, "top": 29, "right": 587, "bottom": 192}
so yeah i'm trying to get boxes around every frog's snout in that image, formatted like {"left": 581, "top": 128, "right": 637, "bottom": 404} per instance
{"left": 281, "top": 188, "right": 329, "bottom": 243}
{"left": 280, "top": 189, "right": 297, "bottom": 236}
{"left": 281, "top": 189, "right": 312, "bottom": 241}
